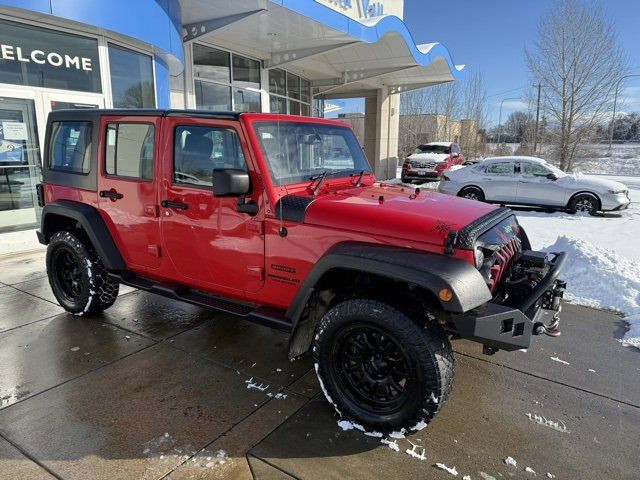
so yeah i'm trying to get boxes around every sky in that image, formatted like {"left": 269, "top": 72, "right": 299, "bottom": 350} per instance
{"left": 328, "top": 0, "right": 640, "bottom": 125}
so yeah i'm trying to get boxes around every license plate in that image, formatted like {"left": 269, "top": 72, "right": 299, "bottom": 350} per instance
{"left": 418, "top": 171, "right": 427, "bottom": 176}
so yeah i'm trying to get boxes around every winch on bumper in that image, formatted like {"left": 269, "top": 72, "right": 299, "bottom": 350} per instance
{"left": 451, "top": 251, "right": 567, "bottom": 352}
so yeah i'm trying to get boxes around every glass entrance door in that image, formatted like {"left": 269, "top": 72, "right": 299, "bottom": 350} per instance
{"left": 0, "top": 90, "right": 103, "bottom": 232}
{"left": 0, "top": 96, "right": 41, "bottom": 231}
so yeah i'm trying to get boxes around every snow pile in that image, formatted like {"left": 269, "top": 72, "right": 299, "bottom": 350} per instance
{"left": 435, "top": 463, "right": 459, "bottom": 475}
{"left": 541, "top": 235, "right": 640, "bottom": 348}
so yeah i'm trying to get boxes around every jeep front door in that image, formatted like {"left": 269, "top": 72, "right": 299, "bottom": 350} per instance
{"left": 160, "top": 118, "right": 264, "bottom": 294}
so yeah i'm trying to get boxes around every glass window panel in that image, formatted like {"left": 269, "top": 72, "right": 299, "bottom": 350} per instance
{"left": 232, "top": 55, "right": 260, "bottom": 89}
{"left": 485, "top": 162, "right": 514, "bottom": 175}
{"left": 255, "top": 121, "right": 371, "bottom": 186}
{"left": 195, "top": 80, "right": 232, "bottom": 111}
{"left": 0, "top": 97, "right": 41, "bottom": 229}
{"left": 287, "top": 72, "right": 300, "bottom": 100}
{"left": 521, "top": 162, "right": 550, "bottom": 176}
{"left": 233, "top": 88, "right": 261, "bottom": 112}
{"left": 301, "top": 103, "right": 310, "bottom": 117}
{"left": 301, "top": 79, "right": 311, "bottom": 103}
{"left": 108, "top": 44, "right": 155, "bottom": 108}
{"left": 174, "top": 125, "right": 247, "bottom": 188}
{"left": 0, "top": 19, "right": 101, "bottom": 93}
{"left": 105, "top": 123, "right": 154, "bottom": 180}
{"left": 269, "top": 95, "right": 287, "bottom": 114}
{"left": 49, "top": 121, "right": 92, "bottom": 174}
{"left": 193, "top": 44, "right": 230, "bottom": 84}
{"left": 268, "top": 69, "right": 286, "bottom": 95}
{"left": 289, "top": 100, "right": 300, "bottom": 116}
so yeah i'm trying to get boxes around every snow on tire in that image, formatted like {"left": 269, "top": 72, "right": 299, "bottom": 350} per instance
{"left": 312, "top": 298, "right": 455, "bottom": 435}
{"left": 46, "top": 230, "right": 119, "bottom": 315}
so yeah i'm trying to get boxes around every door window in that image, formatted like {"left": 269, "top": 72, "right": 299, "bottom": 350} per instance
{"left": 105, "top": 123, "right": 154, "bottom": 180}
{"left": 0, "top": 97, "right": 41, "bottom": 231}
{"left": 485, "top": 162, "right": 514, "bottom": 176}
{"left": 174, "top": 125, "right": 247, "bottom": 187}
{"left": 521, "top": 162, "right": 550, "bottom": 177}
{"left": 49, "top": 121, "right": 92, "bottom": 174}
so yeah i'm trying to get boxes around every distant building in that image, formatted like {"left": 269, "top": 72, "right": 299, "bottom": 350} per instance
{"left": 399, "top": 114, "right": 482, "bottom": 158}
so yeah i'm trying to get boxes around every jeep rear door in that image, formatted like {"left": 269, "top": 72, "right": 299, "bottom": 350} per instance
{"left": 159, "top": 116, "right": 265, "bottom": 294}
{"left": 97, "top": 115, "right": 162, "bottom": 269}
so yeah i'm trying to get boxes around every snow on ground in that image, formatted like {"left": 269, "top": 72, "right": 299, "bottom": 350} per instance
{"left": 516, "top": 184, "right": 640, "bottom": 348}
{"left": 388, "top": 171, "right": 640, "bottom": 348}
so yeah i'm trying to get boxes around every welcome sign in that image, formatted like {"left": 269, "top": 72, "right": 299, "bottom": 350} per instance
{"left": 0, "top": 19, "right": 101, "bottom": 93}
{"left": 0, "top": 44, "right": 93, "bottom": 72}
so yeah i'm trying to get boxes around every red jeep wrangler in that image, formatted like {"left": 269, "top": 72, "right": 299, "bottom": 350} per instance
{"left": 37, "top": 110, "right": 566, "bottom": 434}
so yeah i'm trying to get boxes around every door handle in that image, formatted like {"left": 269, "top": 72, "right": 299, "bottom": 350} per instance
{"left": 161, "top": 199, "right": 189, "bottom": 211}
{"left": 99, "top": 189, "right": 123, "bottom": 200}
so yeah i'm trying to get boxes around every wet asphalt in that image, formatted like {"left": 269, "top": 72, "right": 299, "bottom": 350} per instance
{"left": 0, "top": 250, "right": 638, "bottom": 480}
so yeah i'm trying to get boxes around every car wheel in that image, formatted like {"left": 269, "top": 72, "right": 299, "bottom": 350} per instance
{"left": 568, "top": 193, "right": 600, "bottom": 216}
{"left": 312, "top": 298, "right": 455, "bottom": 434}
{"left": 458, "top": 186, "right": 485, "bottom": 201}
{"left": 401, "top": 177, "right": 412, "bottom": 184}
{"left": 46, "top": 231, "right": 119, "bottom": 315}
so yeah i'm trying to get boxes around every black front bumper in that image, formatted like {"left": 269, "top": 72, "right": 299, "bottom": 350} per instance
{"left": 451, "top": 252, "right": 567, "bottom": 351}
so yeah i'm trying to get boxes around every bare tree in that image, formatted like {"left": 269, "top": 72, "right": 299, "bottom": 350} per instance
{"left": 398, "top": 68, "right": 489, "bottom": 158}
{"left": 526, "top": 0, "right": 628, "bottom": 171}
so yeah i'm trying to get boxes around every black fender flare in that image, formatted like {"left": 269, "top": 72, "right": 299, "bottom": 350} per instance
{"left": 286, "top": 242, "right": 492, "bottom": 358}
{"left": 39, "top": 200, "right": 126, "bottom": 270}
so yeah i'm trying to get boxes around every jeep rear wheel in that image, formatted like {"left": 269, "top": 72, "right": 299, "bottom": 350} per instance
{"left": 312, "top": 298, "right": 454, "bottom": 434}
{"left": 46, "top": 231, "right": 119, "bottom": 315}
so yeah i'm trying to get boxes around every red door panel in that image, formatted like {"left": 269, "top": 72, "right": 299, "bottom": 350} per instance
{"left": 97, "top": 116, "right": 162, "bottom": 270}
{"left": 159, "top": 117, "right": 265, "bottom": 293}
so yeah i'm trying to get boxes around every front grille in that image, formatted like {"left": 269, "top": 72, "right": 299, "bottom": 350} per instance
{"left": 487, "top": 236, "right": 522, "bottom": 291}
{"left": 409, "top": 160, "right": 436, "bottom": 169}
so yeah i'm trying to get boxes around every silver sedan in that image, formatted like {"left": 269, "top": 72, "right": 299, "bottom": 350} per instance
{"left": 438, "top": 156, "right": 631, "bottom": 215}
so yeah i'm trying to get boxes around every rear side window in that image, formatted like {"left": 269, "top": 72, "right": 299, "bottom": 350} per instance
{"left": 49, "top": 121, "right": 92, "bottom": 174}
{"left": 485, "top": 162, "right": 514, "bottom": 175}
{"left": 105, "top": 123, "right": 154, "bottom": 180}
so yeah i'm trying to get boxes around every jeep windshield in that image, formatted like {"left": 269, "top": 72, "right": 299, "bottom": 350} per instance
{"left": 254, "top": 121, "right": 372, "bottom": 186}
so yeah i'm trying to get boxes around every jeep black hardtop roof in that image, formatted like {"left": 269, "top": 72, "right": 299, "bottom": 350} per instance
{"left": 47, "top": 109, "right": 242, "bottom": 123}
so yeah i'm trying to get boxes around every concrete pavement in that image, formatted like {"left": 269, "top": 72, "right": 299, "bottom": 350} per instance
{"left": 0, "top": 250, "right": 638, "bottom": 479}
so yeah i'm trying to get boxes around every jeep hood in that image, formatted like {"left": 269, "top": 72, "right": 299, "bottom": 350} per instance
{"left": 299, "top": 183, "right": 499, "bottom": 245}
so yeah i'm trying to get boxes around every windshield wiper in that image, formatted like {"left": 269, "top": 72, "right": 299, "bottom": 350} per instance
{"left": 351, "top": 170, "right": 366, "bottom": 187}
{"left": 308, "top": 170, "right": 338, "bottom": 195}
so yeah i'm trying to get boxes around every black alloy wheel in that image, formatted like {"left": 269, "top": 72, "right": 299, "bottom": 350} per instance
{"left": 333, "top": 324, "right": 413, "bottom": 415}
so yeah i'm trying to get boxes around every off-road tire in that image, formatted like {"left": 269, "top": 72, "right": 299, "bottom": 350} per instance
{"left": 401, "top": 177, "right": 412, "bottom": 184}
{"left": 458, "top": 186, "right": 485, "bottom": 201}
{"left": 46, "top": 231, "right": 119, "bottom": 315}
{"left": 312, "top": 298, "right": 455, "bottom": 434}
{"left": 567, "top": 193, "right": 600, "bottom": 216}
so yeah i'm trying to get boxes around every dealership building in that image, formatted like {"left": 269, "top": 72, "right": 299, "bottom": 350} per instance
{"left": 0, "top": 0, "right": 463, "bottom": 242}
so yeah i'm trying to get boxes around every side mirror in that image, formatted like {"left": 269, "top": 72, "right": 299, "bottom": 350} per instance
{"left": 546, "top": 173, "right": 558, "bottom": 181}
{"left": 212, "top": 168, "right": 251, "bottom": 197}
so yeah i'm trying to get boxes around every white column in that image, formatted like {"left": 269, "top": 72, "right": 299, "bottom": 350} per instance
{"left": 364, "top": 86, "right": 400, "bottom": 180}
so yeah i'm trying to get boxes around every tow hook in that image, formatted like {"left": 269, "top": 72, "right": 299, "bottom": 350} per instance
{"left": 533, "top": 322, "right": 547, "bottom": 336}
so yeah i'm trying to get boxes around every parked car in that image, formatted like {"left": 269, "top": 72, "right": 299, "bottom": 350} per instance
{"left": 438, "top": 156, "right": 631, "bottom": 215}
{"left": 401, "top": 142, "right": 464, "bottom": 182}
{"left": 37, "top": 110, "right": 566, "bottom": 434}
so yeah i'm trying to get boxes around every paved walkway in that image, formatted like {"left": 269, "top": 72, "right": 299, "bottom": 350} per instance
{"left": 0, "top": 251, "right": 637, "bottom": 480}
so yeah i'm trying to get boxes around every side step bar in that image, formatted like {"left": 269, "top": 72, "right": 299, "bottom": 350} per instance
{"left": 108, "top": 271, "right": 292, "bottom": 333}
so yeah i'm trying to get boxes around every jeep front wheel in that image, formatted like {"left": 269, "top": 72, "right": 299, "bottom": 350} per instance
{"left": 46, "top": 231, "right": 119, "bottom": 315}
{"left": 312, "top": 298, "right": 454, "bottom": 434}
